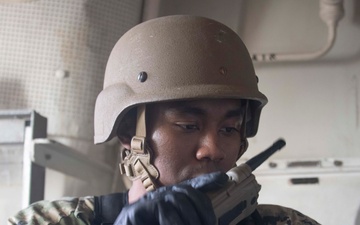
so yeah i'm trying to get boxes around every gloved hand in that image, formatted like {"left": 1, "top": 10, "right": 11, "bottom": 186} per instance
{"left": 114, "top": 172, "right": 229, "bottom": 225}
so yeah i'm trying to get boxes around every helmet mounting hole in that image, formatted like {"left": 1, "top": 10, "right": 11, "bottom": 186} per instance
{"left": 219, "top": 66, "right": 227, "bottom": 75}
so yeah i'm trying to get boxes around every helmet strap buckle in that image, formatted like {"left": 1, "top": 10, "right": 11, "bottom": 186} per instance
{"left": 130, "top": 136, "right": 146, "bottom": 154}
{"left": 119, "top": 105, "right": 159, "bottom": 191}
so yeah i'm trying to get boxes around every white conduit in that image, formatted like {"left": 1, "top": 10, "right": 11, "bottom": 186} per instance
{"left": 251, "top": 0, "right": 344, "bottom": 62}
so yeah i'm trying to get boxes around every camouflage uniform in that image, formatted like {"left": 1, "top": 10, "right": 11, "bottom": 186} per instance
{"left": 8, "top": 194, "right": 320, "bottom": 225}
{"left": 7, "top": 196, "right": 95, "bottom": 225}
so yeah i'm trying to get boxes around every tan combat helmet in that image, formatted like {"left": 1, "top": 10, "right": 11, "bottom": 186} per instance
{"left": 94, "top": 15, "right": 268, "bottom": 191}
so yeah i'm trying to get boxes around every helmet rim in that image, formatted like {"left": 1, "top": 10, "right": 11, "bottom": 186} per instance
{"left": 94, "top": 82, "right": 267, "bottom": 144}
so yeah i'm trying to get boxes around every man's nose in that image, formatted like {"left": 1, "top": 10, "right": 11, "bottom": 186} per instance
{"left": 196, "top": 132, "right": 225, "bottom": 161}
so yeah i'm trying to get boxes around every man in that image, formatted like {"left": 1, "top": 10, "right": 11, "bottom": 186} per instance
{"left": 9, "top": 15, "right": 320, "bottom": 225}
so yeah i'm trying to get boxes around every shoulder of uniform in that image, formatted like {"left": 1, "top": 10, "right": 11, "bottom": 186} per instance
{"left": 256, "top": 204, "right": 321, "bottom": 225}
{"left": 7, "top": 196, "right": 95, "bottom": 225}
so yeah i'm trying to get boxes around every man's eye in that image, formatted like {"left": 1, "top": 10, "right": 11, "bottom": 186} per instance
{"left": 220, "top": 127, "right": 240, "bottom": 134}
{"left": 176, "top": 124, "right": 199, "bottom": 130}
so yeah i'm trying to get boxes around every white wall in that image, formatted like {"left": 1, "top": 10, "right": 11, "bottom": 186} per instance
{"left": 240, "top": 0, "right": 360, "bottom": 160}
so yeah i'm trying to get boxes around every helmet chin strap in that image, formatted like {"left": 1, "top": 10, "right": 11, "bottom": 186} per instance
{"left": 119, "top": 104, "right": 160, "bottom": 192}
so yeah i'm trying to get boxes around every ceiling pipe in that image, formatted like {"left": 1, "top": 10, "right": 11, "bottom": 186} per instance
{"left": 0, "top": 0, "right": 37, "bottom": 3}
{"left": 251, "top": 0, "right": 344, "bottom": 62}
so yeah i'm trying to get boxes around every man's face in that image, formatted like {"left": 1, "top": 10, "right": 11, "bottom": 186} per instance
{"left": 146, "top": 99, "right": 245, "bottom": 187}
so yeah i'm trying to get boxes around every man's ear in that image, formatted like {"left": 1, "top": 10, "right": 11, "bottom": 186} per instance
{"left": 116, "top": 108, "right": 137, "bottom": 150}
{"left": 118, "top": 134, "right": 132, "bottom": 150}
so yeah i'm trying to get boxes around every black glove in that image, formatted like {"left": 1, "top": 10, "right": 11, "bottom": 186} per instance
{"left": 114, "top": 172, "right": 228, "bottom": 225}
